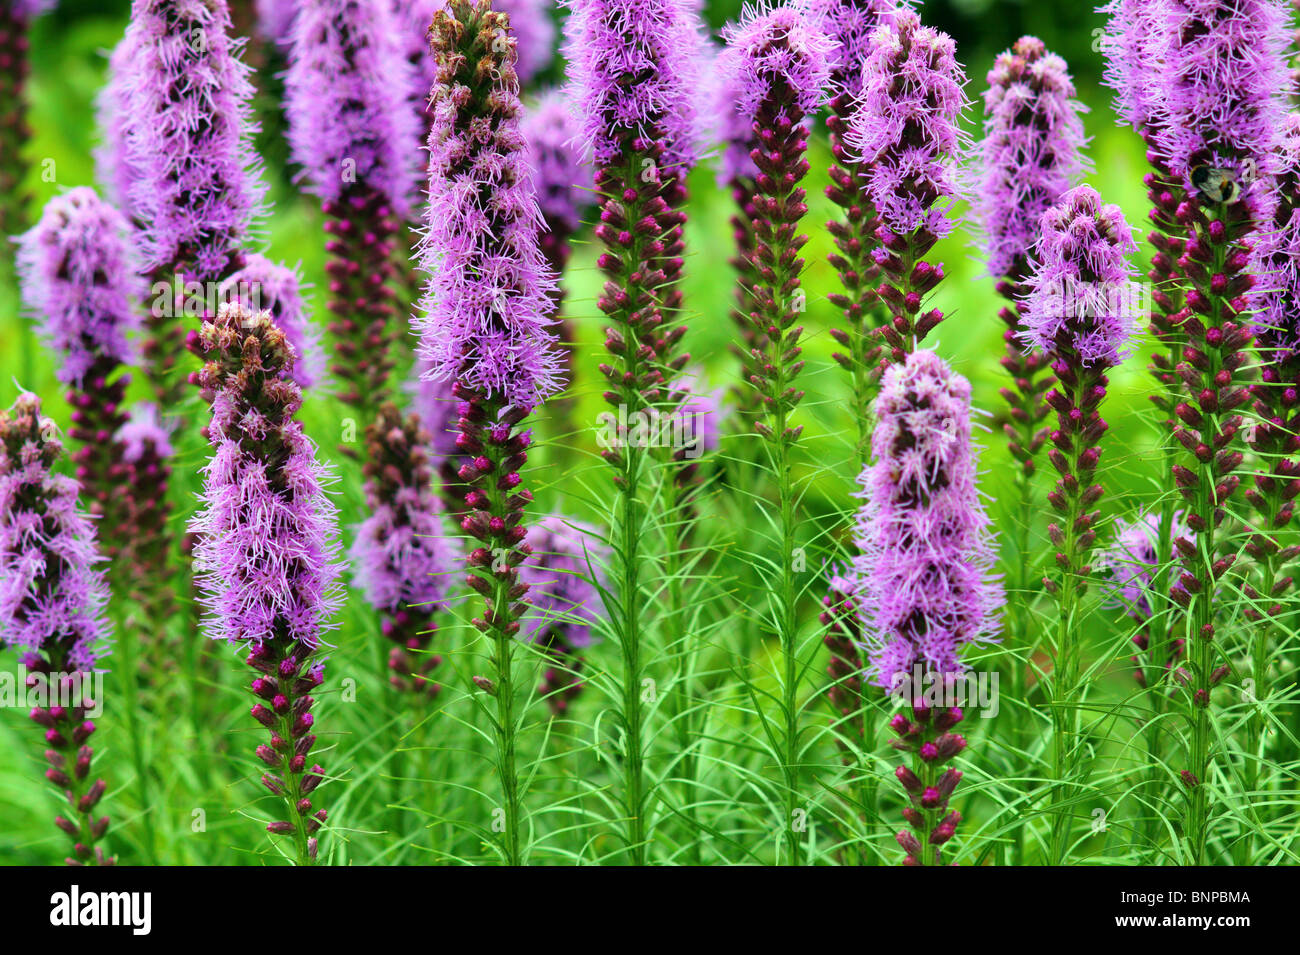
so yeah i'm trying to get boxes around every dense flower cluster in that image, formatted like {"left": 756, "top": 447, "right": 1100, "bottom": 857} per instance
{"left": 190, "top": 302, "right": 341, "bottom": 863}
{"left": 1098, "top": 0, "right": 1170, "bottom": 134}
{"left": 417, "top": 1, "right": 562, "bottom": 412}
{"left": 220, "top": 254, "right": 323, "bottom": 390}
{"left": 852, "top": 350, "right": 1002, "bottom": 689}
{"left": 795, "top": 0, "right": 901, "bottom": 96}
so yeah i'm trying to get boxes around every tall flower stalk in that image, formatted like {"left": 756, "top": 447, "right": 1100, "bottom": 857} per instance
{"left": 1019, "top": 185, "right": 1138, "bottom": 864}
{"left": 17, "top": 188, "right": 138, "bottom": 558}
{"left": 852, "top": 351, "right": 1002, "bottom": 866}
{"left": 0, "top": 393, "right": 115, "bottom": 866}
{"left": 285, "top": 0, "right": 418, "bottom": 428}
{"left": 565, "top": 0, "right": 700, "bottom": 864}
{"left": 974, "top": 38, "right": 1087, "bottom": 817}
{"left": 120, "top": 0, "right": 263, "bottom": 409}
{"left": 418, "top": 0, "right": 564, "bottom": 866}
{"left": 190, "top": 303, "right": 343, "bottom": 866}
{"left": 1148, "top": 0, "right": 1289, "bottom": 864}
{"left": 719, "top": 1, "right": 834, "bottom": 867}
{"left": 353, "top": 402, "right": 458, "bottom": 698}
{"left": 800, "top": 0, "right": 905, "bottom": 459}
{"left": 846, "top": 9, "right": 966, "bottom": 370}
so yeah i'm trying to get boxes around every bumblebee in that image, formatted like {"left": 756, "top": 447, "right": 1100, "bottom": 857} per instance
{"left": 1190, "top": 165, "right": 1243, "bottom": 204}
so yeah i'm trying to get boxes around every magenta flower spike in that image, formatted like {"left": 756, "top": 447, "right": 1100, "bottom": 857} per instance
{"left": 852, "top": 350, "right": 1001, "bottom": 865}
{"left": 353, "top": 402, "right": 460, "bottom": 697}
{"left": 0, "top": 392, "right": 115, "bottom": 866}
{"left": 1019, "top": 184, "right": 1138, "bottom": 863}
{"left": 798, "top": 0, "right": 908, "bottom": 458}
{"left": 17, "top": 188, "right": 139, "bottom": 552}
{"left": 189, "top": 302, "right": 343, "bottom": 865}
{"left": 1141, "top": 1, "right": 1291, "bottom": 863}
{"left": 0, "top": 0, "right": 55, "bottom": 245}
{"left": 118, "top": 0, "right": 262, "bottom": 411}
{"left": 418, "top": 0, "right": 565, "bottom": 866}
{"left": 847, "top": 8, "right": 967, "bottom": 366}
{"left": 285, "top": 0, "right": 419, "bottom": 424}
{"left": 520, "top": 515, "right": 609, "bottom": 715}
{"left": 220, "top": 253, "right": 324, "bottom": 390}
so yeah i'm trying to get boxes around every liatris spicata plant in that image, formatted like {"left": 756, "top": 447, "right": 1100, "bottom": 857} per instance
{"left": 975, "top": 36, "right": 1087, "bottom": 692}
{"left": 16, "top": 188, "right": 137, "bottom": 554}
{"left": 189, "top": 302, "right": 343, "bottom": 866}
{"left": 1237, "top": 113, "right": 1300, "bottom": 858}
{"left": 418, "top": 0, "right": 564, "bottom": 866}
{"left": 852, "top": 350, "right": 1002, "bottom": 866}
{"left": 799, "top": 0, "right": 904, "bottom": 459}
{"left": 0, "top": 0, "right": 54, "bottom": 254}
{"left": 1019, "top": 184, "right": 1138, "bottom": 864}
{"left": 565, "top": 0, "right": 701, "bottom": 864}
{"left": 0, "top": 392, "right": 115, "bottom": 866}
{"left": 1147, "top": 0, "right": 1290, "bottom": 865}
{"left": 520, "top": 515, "right": 609, "bottom": 715}
{"left": 121, "top": 0, "right": 262, "bottom": 410}
{"left": 285, "top": 0, "right": 418, "bottom": 426}
{"left": 846, "top": 8, "right": 966, "bottom": 368}
{"left": 220, "top": 253, "right": 324, "bottom": 390}
{"left": 718, "top": 1, "right": 834, "bottom": 866}
{"left": 353, "top": 402, "right": 459, "bottom": 697}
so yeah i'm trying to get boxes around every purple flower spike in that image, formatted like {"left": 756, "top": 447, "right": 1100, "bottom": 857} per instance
{"left": 849, "top": 8, "right": 967, "bottom": 243}
{"left": 285, "top": 0, "right": 419, "bottom": 216}
{"left": 220, "top": 254, "right": 324, "bottom": 390}
{"left": 847, "top": 9, "right": 967, "bottom": 365}
{"left": 189, "top": 302, "right": 342, "bottom": 864}
{"left": 286, "top": 0, "right": 418, "bottom": 419}
{"left": 564, "top": 0, "right": 705, "bottom": 173}
{"left": 0, "top": 392, "right": 116, "bottom": 866}
{"left": 354, "top": 403, "right": 459, "bottom": 698}
{"left": 17, "top": 188, "right": 144, "bottom": 559}
{"left": 417, "top": 3, "right": 562, "bottom": 413}
{"left": 852, "top": 350, "right": 1000, "bottom": 865}
{"left": 17, "top": 187, "right": 137, "bottom": 389}
{"left": 720, "top": 5, "right": 836, "bottom": 124}
{"left": 977, "top": 36, "right": 1089, "bottom": 283}
{"left": 1019, "top": 185, "right": 1139, "bottom": 369}
{"left": 520, "top": 514, "right": 610, "bottom": 714}
{"left": 852, "top": 351, "right": 1002, "bottom": 691}
{"left": 1098, "top": 0, "right": 1171, "bottom": 134}
{"left": 122, "top": 0, "right": 261, "bottom": 283}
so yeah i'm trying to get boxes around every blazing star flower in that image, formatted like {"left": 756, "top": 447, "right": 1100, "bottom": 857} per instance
{"left": 17, "top": 187, "right": 137, "bottom": 388}
{"left": 285, "top": 0, "right": 419, "bottom": 216}
{"left": 353, "top": 402, "right": 459, "bottom": 696}
{"left": 416, "top": 2, "right": 562, "bottom": 411}
{"left": 1019, "top": 185, "right": 1139, "bottom": 368}
{"left": 977, "top": 36, "right": 1089, "bottom": 282}
{"left": 793, "top": 0, "right": 901, "bottom": 96}
{"left": 190, "top": 302, "right": 341, "bottom": 863}
{"left": 1098, "top": 0, "right": 1170, "bottom": 135}
{"left": 1151, "top": 0, "right": 1290, "bottom": 211}
{"left": 852, "top": 350, "right": 999, "bottom": 866}
{"left": 0, "top": 392, "right": 115, "bottom": 866}
{"left": 121, "top": 0, "right": 262, "bottom": 282}
{"left": 849, "top": 9, "right": 967, "bottom": 242}
{"left": 520, "top": 514, "right": 608, "bottom": 714}
{"left": 17, "top": 188, "right": 141, "bottom": 550}
{"left": 564, "top": 0, "right": 704, "bottom": 172}
{"left": 220, "top": 254, "right": 324, "bottom": 390}
{"left": 853, "top": 350, "right": 1002, "bottom": 689}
